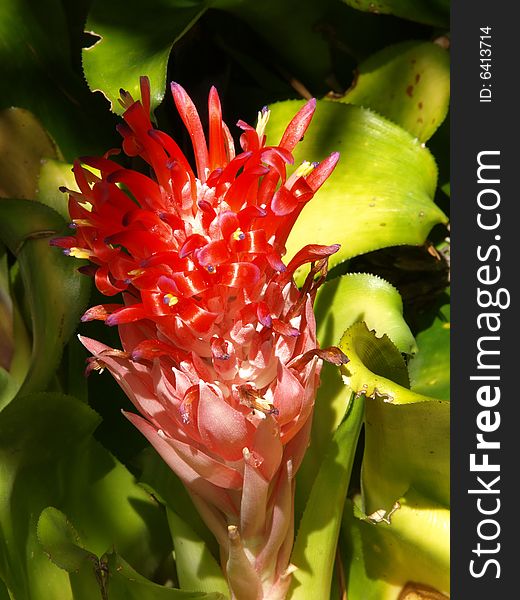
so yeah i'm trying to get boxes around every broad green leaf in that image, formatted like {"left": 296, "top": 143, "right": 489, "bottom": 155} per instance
{"left": 341, "top": 322, "right": 417, "bottom": 400}
{"left": 408, "top": 293, "right": 450, "bottom": 400}
{"left": 339, "top": 323, "right": 449, "bottom": 509}
{"left": 83, "top": 0, "right": 209, "bottom": 114}
{"left": 37, "top": 507, "right": 96, "bottom": 573}
{"left": 289, "top": 394, "right": 364, "bottom": 600}
{"left": 316, "top": 273, "right": 416, "bottom": 354}
{"left": 266, "top": 100, "right": 447, "bottom": 281}
{"left": 0, "top": 199, "right": 90, "bottom": 398}
{"left": 338, "top": 41, "right": 450, "bottom": 141}
{"left": 0, "top": 393, "right": 98, "bottom": 599}
{"left": 362, "top": 394, "right": 450, "bottom": 515}
{"left": 0, "top": 0, "right": 117, "bottom": 159}
{"left": 0, "top": 392, "right": 172, "bottom": 600}
{"left": 337, "top": 325, "right": 449, "bottom": 597}
{"left": 342, "top": 0, "right": 449, "bottom": 28}
{"left": 296, "top": 273, "right": 416, "bottom": 517}
{"left": 166, "top": 509, "right": 229, "bottom": 596}
{"left": 105, "top": 552, "right": 227, "bottom": 599}
{"left": 0, "top": 108, "right": 59, "bottom": 200}
{"left": 341, "top": 493, "right": 449, "bottom": 599}
{"left": 37, "top": 159, "right": 78, "bottom": 222}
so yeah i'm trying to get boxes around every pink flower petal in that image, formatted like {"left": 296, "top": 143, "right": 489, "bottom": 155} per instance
{"left": 124, "top": 411, "right": 237, "bottom": 516}
{"left": 273, "top": 363, "right": 304, "bottom": 426}
{"left": 197, "top": 382, "right": 254, "bottom": 461}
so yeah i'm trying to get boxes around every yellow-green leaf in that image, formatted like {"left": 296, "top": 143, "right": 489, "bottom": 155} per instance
{"left": 339, "top": 323, "right": 449, "bottom": 509}
{"left": 266, "top": 100, "right": 447, "bottom": 282}
{"left": 338, "top": 40, "right": 450, "bottom": 142}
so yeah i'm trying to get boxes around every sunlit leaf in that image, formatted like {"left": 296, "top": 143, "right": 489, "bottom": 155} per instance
{"left": 166, "top": 509, "right": 229, "bottom": 596}
{"left": 341, "top": 0, "right": 449, "bottom": 28}
{"left": 37, "top": 507, "right": 96, "bottom": 573}
{"left": 339, "top": 322, "right": 449, "bottom": 509}
{"left": 83, "top": 0, "right": 209, "bottom": 114}
{"left": 0, "top": 392, "right": 172, "bottom": 599}
{"left": 105, "top": 552, "right": 227, "bottom": 599}
{"left": 316, "top": 273, "right": 416, "bottom": 353}
{"left": 289, "top": 394, "right": 364, "bottom": 600}
{"left": 341, "top": 492, "right": 449, "bottom": 599}
{"left": 337, "top": 324, "right": 449, "bottom": 597}
{"left": 267, "top": 100, "right": 447, "bottom": 282}
{"left": 296, "top": 273, "right": 417, "bottom": 516}
{"left": 37, "top": 159, "right": 77, "bottom": 222}
{"left": 338, "top": 40, "right": 450, "bottom": 141}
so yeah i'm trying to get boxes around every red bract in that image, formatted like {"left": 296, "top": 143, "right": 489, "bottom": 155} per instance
{"left": 53, "top": 77, "right": 342, "bottom": 599}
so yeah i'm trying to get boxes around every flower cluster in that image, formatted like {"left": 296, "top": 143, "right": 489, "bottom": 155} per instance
{"left": 53, "top": 77, "right": 343, "bottom": 599}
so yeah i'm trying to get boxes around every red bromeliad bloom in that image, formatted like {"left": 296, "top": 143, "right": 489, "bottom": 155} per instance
{"left": 53, "top": 77, "right": 343, "bottom": 599}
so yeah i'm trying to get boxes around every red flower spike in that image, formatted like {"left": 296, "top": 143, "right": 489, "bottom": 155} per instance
{"left": 54, "top": 79, "right": 340, "bottom": 600}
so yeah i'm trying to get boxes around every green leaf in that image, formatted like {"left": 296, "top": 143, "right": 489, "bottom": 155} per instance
{"left": 37, "top": 509, "right": 108, "bottom": 600}
{"left": 0, "top": 0, "right": 117, "bottom": 159}
{"left": 339, "top": 323, "right": 449, "bottom": 509}
{"left": 289, "top": 394, "right": 364, "bottom": 600}
{"left": 0, "top": 199, "right": 90, "bottom": 398}
{"left": 408, "top": 293, "right": 450, "bottom": 400}
{"left": 105, "top": 552, "right": 227, "bottom": 599}
{"left": 296, "top": 273, "right": 416, "bottom": 518}
{"left": 337, "top": 324, "right": 449, "bottom": 597}
{"left": 316, "top": 273, "right": 416, "bottom": 354}
{"left": 0, "top": 393, "right": 99, "bottom": 598}
{"left": 36, "top": 159, "right": 77, "bottom": 222}
{"left": 37, "top": 507, "right": 96, "bottom": 573}
{"left": 0, "top": 108, "right": 59, "bottom": 200}
{"left": 341, "top": 492, "right": 450, "bottom": 599}
{"left": 166, "top": 509, "right": 229, "bottom": 596}
{"left": 338, "top": 40, "right": 450, "bottom": 142}
{"left": 341, "top": 0, "right": 449, "bottom": 28}
{"left": 266, "top": 100, "right": 447, "bottom": 282}
{"left": 0, "top": 392, "right": 172, "bottom": 599}
{"left": 83, "top": 0, "right": 209, "bottom": 114}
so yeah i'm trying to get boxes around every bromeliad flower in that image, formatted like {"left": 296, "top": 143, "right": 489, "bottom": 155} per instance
{"left": 52, "top": 77, "right": 344, "bottom": 599}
